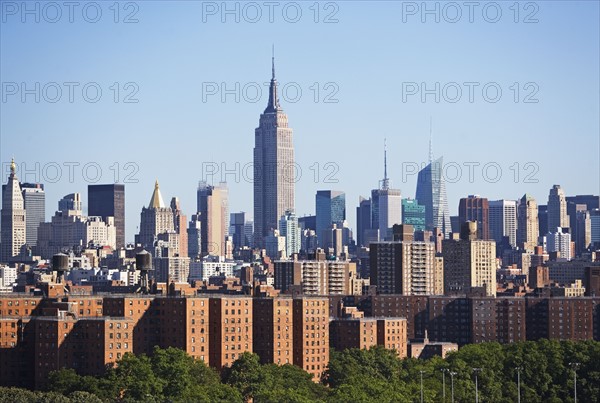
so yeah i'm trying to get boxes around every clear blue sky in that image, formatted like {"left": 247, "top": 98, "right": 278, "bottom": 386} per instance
{"left": 1, "top": 1, "right": 599, "bottom": 241}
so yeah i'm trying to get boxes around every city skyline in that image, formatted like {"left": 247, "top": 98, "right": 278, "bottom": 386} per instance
{"left": 2, "top": 2, "right": 599, "bottom": 241}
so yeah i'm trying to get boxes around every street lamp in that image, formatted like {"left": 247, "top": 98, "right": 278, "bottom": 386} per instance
{"left": 569, "top": 362, "right": 581, "bottom": 403}
{"left": 473, "top": 368, "right": 483, "bottom": 403}
{"left": 441, "top": 368, "right": 449, "bottom": 401}
{"left": 515, "top": 366, "right": 523, "bottom": 403}
{"left": 450, "top": 371, "right": 457, "bottom": 403}
{"left": 420, "top": 370, "right": 426, "bottom": 403}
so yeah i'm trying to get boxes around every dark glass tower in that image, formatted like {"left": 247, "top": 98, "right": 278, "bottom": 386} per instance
{"left": 88, "top": 184, "right": 125, "bottom": 248}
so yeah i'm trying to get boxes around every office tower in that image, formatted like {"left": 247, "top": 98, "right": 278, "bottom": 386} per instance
{"left": 230, "top": 212, "right": 247, "bottom": 249}
{"left": 279, "top": 210, "right": 300, "bottom": 257}
{"left": 566, "top": 195, "right": 600, "bottom": 211}
{"left": 442, "top": 222, "right": 497, "bottom": 297}
{"left": 1, "top": 160, "right": 26, "bottom": 262}
{"left": 300, "top": 229, "right": 318, "bottom": 254}
{"left": 315, "top": 190, "right": 346, "bottom": 246}
{"left": 371, "top": 142, "right": 402, "bottom": 241}
{"left": 21, "top": 183, "right": 45, "bottom": 248}
{"left": 253, "top": 56, "right": 295, "bottom": 248}
{"left": 537, "top": 205, "right": 548, "bottom": 239}
{"left": 546, "top": 228, "right": 572, "bottom": 260}
{"left": 170, "top": 197, "right": 187, "bottom": 257}
{"left": 58, "top": 193, "right": 82, "bottom": 212}
{"left": 243, "top": 220, "right": 254, "bottom": 249}
{"left": 415, "top": 157, "right": 451, "bottom": 237}
{"left": 370, "top": 238, "right": 437, "bottom": 295}
{"left": 37, "top": 210, "right": 116, "bottom": 258}
{"left": 153, "top": 255, "right": 190, "bottom": 283}
{"left": 458, "top": 195, "right": 489, "bottom": 240}
{"left": 197, "top": 181, "right": 229, "bottom": 256}
{"left": 321, "top": 223, "right": 345, "bottom": 257}
{"left": 356, "top": 196, "right": 372, "bottom": 247}
{"left": 489, "top": 200, "right": 517, "bottom": 248}
{"left": 88, "top": 184, "right": 125, "bottom": 248}
{"left": 187, "top": 214, "right": 202, "bottom": 258}
{"left": 548, "top": 185, "right": 569, "bottom": 231}
{"left": 265, "top": 229, "right": 286, "bottom": 259}
{"left": 517, "top": 194, "right": 539, "bottom": 252}
{"left": 591, "top": 209, "right": 600, "bottom": 248}
{"left": 573, "top": 208, "right": 592, "bottom": 255}
{"left": 298, "top": 215, "right": 316, "bottom": 231}
{"left": 402, "top": 198, "right": 425, "bottom": 232}
{"left": 135, "top": 181, "right": 175, "bottom": 253}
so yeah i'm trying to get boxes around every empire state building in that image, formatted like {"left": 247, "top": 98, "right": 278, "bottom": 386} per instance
{"left": 253, "top": 56, "right": 295, "bottom": 248}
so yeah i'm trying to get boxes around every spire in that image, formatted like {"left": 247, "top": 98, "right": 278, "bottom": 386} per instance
{"left": 381, "top": 138, "right": 390, "bottom": 190}
{"left": 264, "top": 46, "right": 281, "bottom": 113}
{"left": 149, "top": 179, "right": 165, "bottom": 209}
{"left": 272, "top": 44, "right": 275, "bottom": 80}
{"left": 428, "top": 117, "right": 433, "bottom": 163}
{"left": 10, "top": 157, "right": 16, "bottom": 174}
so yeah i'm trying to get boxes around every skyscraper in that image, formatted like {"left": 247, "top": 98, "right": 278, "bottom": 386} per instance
{"left": 517, "top": 194, "right": 539, "bottom": 252}
{"left": 489, "top": 199, "right": 517, "bottom": 248}
{"left": 415, "top": 157, "right": 451, "bottom": 237}
{"left": 401, "top": 198, "right": 425, "bottom": 232}
{"left": 187, "top": 213, "right": 202, "bottom": 258}
{"left": 88, "top": 184, "right": 125, "bottom": 248}
{"left": 356, "top": 196, "right": 372, "bottom": 247}
{"left": 547, "top": 185, "right": 569, "bottom": 230}
{"left": 315, "top": 190, "right": 346, "bottom": 246}
{"left": 135, "top": 180, "right": 175, "bottom": 253}
{"left": 372, "top": 141, "right": 402, "bottom": 241}
{"left": 458, "top": 195, "right": 490, "bottom": 240}
{"left": 253, "top": 55, "right": 295, "bottom": 248}
{"left": 230, "top": 212, "right": 248, "bottom": 250}
{"left": 197, "top": 181, "right": 229, "bottom": 256}
{"left": 170, "top": 197, "right": 187, "bottom": 257}
{"left": 546, "top": 228, "right": 572, "bottom": 260}
{"left": 21, "top": 183, "right": 45, "bottom": 248}
{"left": 279, "top": 210, "right": 301, "bottom": 257}
{"left": 442, "top": 222, "right": 497, "bottom": 297}
{"left": 1, "top": 160, "right": 26, "bottom": 262}
{"left": 58, "top": 193, "right": 82, "bottom": 212}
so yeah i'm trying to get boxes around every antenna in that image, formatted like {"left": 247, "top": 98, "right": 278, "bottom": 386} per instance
{"left": 271, "top": 44, "right": 275, "bottom": 79}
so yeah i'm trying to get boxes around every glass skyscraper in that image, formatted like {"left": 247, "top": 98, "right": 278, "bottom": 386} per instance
{"left": 315, "top": 190, "right": 346, "bottom": 246}
{"left": 415, "top": 156, "right": 451, "bottom": 237}
{"left": 402, "top": 198, "right": 425, "bottom": 232}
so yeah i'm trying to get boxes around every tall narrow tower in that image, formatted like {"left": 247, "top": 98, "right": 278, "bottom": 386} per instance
{"left": 1, "top": 159, "right": 26, "bottom": 262}
{"left": 253, "top": 53, "right": 295, "bottom": 248}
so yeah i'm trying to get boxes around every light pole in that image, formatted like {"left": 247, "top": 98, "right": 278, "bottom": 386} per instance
{"left": 515, "top": 366, "right": 523, "bottom": 403}
{"left": 569, "top": 362, "right": 580, "bottom": 403}
{"left": 441, "top": 368, "right": 449, "bottom": 401}
{"left": 420, "top": 370, "right": 426, "bottom": 403}
{"left": 450, "top": 371, "right": 457, "bottom": 403}
{"left": 473, "top": 368, "right": 482, "bottom": 403}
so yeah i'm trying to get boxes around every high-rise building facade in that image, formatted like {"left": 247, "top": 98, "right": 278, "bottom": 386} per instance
{"left": 458, "top": 195, "right": 489, "bottom": 240}
{"left": 0, "top": 160, "right": 26, "bottom": 262}
{"left": 279, "top": 210, "right": 301, "bottom": 257}
{"left": 253, "top": 57, "right": 295, "bottom": 248}
{"left": 356, "top": 196, "right": 372, "bottom": 247}
{"left": 546, "top": 228, "right": 572, "bottom": 260}
{"left": 548, "top": 185, "right": 569, "bottom": 230}
{"left": 518, "top": 194, "right": 539, "bottom": 252}
{"left": 187, "top": 213, "right": 202, "bottom": 258}
{"left": 370, "top": 241, "right": 437, "bottom": 295}
{"left": 415, "top": 157, "right": 451, "bottom": 237}
{"left": 135, "top": 181, "right": 175, "bottom": 253}
{"left": 88, "top": 184, "right": 125, "bottom": 248}
{"left": 170, "top": 197, "right": 187, "bottom": 257}
{"left": 230, "top": 212, "right": 248, "bottom": 250}
{"left": 489, "top": 199, "right": 517, "bottom": 248}
{"left": 443, "top": 222, "right": 497, "bottom": 297}
{"left": 21, "top": 183, "right": 45, "bottom": 248}
{"left": 402, "top": 198, "right": 425, "bottom": 232}
{"left": 371, "top": 144, "right": 402, "bottom": 241}
{"left": 197, "top": 181, "right": 229, "bottom": 256}
{"left": 315, "top": 190, "right": 345, "bottom": 246}
{"left": 58, "top": 193, "right": 82, "bottom": 212}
